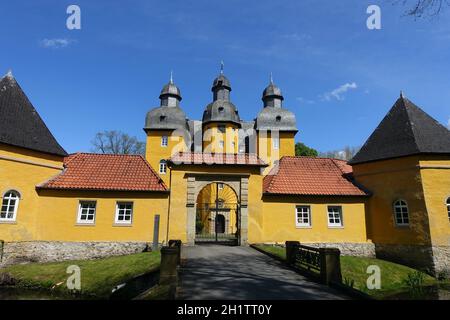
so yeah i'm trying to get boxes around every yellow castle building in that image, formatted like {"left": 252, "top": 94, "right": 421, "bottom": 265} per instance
{"left": 0, "top": 70, "right": 449, "bottom": 275}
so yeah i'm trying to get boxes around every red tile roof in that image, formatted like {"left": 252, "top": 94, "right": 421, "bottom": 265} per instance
{"left": 263, "top": 156, "right": 369, "bottom": 196}
{"left": 168, "top": 152, "right": 267, "bottom": 166}
{"left": 37, "top": 153, "right": 167, "bottom": 192}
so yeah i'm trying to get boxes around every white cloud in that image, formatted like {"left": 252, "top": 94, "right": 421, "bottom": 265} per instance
{"left": 40, "top": 38, "right": 75, "bottom": 49}
{"left": 322, "top": 82, "right": 358, "bottom": 101}
{"left": 296, "top": 97, "right": 315, "bottom": 105}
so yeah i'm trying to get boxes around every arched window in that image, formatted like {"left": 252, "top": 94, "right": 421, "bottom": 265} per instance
{"left": 1, "top": 190, "right": 20, "bottom": 222}
{"left": 393, "top": 199, "right": 409, "bottom": 226}
{"left": 159, "top": 160, "right": 167, "bottom": 175}
{"left": 447, "top": 197, "right": 450, "bottom": 221}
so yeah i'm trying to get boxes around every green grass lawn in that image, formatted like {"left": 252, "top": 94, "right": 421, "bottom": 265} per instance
{"left": 0, "top": 251, "right": 160, "bottom": 299}
{"left": 253, "top": 244, "right": 437, "bottom": 299}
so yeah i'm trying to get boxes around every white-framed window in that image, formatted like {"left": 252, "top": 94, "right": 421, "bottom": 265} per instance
{"left": 231, "top": 141, "right": 236, "bottom": 151}
{"left": 393, "top": 199, "right": 409, "bottom": 226}
{"left": 77, "top": 201, "right": 96, "bottom": 224}
{"left": 447, "top": 197, "right": 450, "bottom": 221}
{"left": 161, "top": 135, "right": 168, "bottom": 147}
{"left": 328, "top": 206, "right": 343, "bottom": 227}
{"left": 1, "top": 190, "right": 20, "bottom": 222}
{"left": 159, "top": 160, "right": 167, "bottom": 175}
{"left": 272, "top": 137, "right": 280, "bottom": 150}
{"left": 218, "top": 183, "right": 224, "bottom": 190}
{"left": 115, "top": 202, "right": 133, "bottom": 224}
{"left": 219, "top": 141, "right": 224, "bottom": 149}
{"left": 296, "top": 206, "right": 311, "bottom": 227}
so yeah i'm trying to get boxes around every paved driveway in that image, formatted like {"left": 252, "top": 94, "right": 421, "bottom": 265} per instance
{"left": 178, "top": 245, "right": 349, "bottom": 300}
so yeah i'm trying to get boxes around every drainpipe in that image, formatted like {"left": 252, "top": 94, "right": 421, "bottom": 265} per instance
{"left": 165, "top": 165, "right": 173, "bottom": 245}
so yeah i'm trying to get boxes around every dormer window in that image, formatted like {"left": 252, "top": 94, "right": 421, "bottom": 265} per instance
{"left": 276, "top": 116, "right": 282, "bottom": 122}
{"left": 218, "top": 107, "right": 224, "bottom": 113}
{"left": 160, "top": 115, "right": 167, "bottom": 122}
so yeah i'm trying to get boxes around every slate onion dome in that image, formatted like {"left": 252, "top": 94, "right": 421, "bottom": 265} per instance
{"left": 262, "top": 74, "right": 284, "bottom": 108}
{"left": 202, "top": 63, "right": 241, "bottom": 126}
{"left": 255, "top": 75, "right": 298, "bottom": 132}
{"left": 144, "top": 73, "right": 188, "bottom": 131}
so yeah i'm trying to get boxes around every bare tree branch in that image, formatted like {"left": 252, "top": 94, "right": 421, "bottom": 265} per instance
{"left": 91, "top": 130, "right": 145, "bottom": 155}
{"left": 391, "top": 0, "right": 450, "bottom": 17}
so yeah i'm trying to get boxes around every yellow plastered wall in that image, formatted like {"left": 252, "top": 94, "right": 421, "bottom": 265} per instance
{"left": 202, "top": 123, "right": 239, "bottom": 154}
{"left": 419, "top": 155, "right": 450, "bottom": 246}
{"left": 257, "top": 131, "right": 295, "bottom": 174}
{"left": 0, "top": 143, "right": 64, "bottom": 242}
{"left": 35, "top": 190, "right": 169, "bottom": 243}
{"left": 352, "top": 156, "right": 432, "bottom": 245}
{"left": 145, "top": 129, "right": 187, "bottom": 185}
{"left": 261, "top": 196, "right": 368, "bottom": 243}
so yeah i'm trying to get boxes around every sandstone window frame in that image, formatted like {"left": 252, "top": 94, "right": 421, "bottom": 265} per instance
{"left": 159, "top": 160, "right": 167, "bottom": 175}
{"left": 295, "top": 205, "right": 311, "bottom": 228}
{"left": 0, "top": 190, "right": 20, "bottom": 222}
{"left": 446, "top": 197, "right": 450, "bottom": 221}
{"left": 115, "top": 202, "right": 133, "bottom": 225}
{"left": 161, "top": 135, "right": 168, "bottom": 147}
{"left": 77, "top": 200, "right": 97, "bottom": 225}
{"left": 393, "top": 199, "right": 410, "bottom": 226}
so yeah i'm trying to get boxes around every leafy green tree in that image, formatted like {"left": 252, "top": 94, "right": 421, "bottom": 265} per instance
{"left": 295, "top": 142, "right": 319, "bottom": 157}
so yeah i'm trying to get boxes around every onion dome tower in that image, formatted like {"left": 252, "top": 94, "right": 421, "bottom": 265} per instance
{"left": 202, "top": 63, "right": 241, "bottom": 126}
{"left": 255, "top": 75, "right": 297, "bottom": 132}
{"left": 144, "top": 74, "right": 188, "bottom": 131}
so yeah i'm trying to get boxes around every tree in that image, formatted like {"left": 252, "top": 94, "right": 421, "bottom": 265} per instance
{"left": 392, "top": 0, "right": 449, "bottom": 17}
{"left": 91, "top": 130, "right": 145, "bottom": 155}
{"left": 295, "top": 142, "right": 319, "bottom": 157}
{"left": 319, "top": 146, "right": 361, "bottom": 161}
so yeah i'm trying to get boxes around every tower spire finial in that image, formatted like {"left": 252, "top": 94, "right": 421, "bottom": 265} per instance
{"left": 170, "top": 70, "right": 173, "bottom": 84}
{"left": 270, "top": 72, "right": 273, "bottom": 84}
{"left": 5, "top": 69, "right": 13, "bottom": 78}
{"left": 220, "top": 60, "right": 224, "bottom": 74}
{"left": 400, "top": 90, "right": 405, "bottom": 99}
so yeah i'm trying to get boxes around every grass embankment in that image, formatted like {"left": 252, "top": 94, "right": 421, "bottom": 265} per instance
{"left": 0, "top": 251, "right": 160, "bottom": 299}
{"left": 253, "top": 244, "right": 437, "bottom": 299}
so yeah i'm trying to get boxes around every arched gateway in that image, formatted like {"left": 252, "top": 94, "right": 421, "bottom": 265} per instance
{"left": 195, "top": 182, "right": 239, "bottom": 245}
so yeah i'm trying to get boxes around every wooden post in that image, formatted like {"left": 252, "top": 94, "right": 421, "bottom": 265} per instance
{"left": 0, "top": 240, "right": 4, "bottom": 262}
{"left": 319, "top": 248, "right": 342, "bottom": 285}
{"left": 152, "top": 215, "right": 160, "bottom": 251}
{"left": 285, "top": 241, "right": 300, "bottom": 266}
{"left": 159, "top": 246, "right": 179, "bottom": 286}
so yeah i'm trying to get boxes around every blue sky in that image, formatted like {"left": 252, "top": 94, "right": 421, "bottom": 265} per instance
{"left": 1, "top": 0, "right": 449, "bottom": 154}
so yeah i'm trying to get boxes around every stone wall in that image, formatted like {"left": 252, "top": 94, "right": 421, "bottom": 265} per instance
{"left": 432, "top": 246, "right": 450, "bottom": 276}
{"left": 374, "top": 243, "right": 435, "bottom": 274}
{"left": 0, "top": 241, "right": 151, "bottom": 267}
{"left": 259, "top": 242, "right": 376, "bottom": 257}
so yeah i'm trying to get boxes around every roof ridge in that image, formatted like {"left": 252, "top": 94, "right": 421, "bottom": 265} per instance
{"left": 64, "top": 152, "right": 82, "bottom": 167}
{"left": 283, "top": 155, "right": 348, "bottom": 162}
{"left": 400, "top": 98, "right": 422, "bottom": 154}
